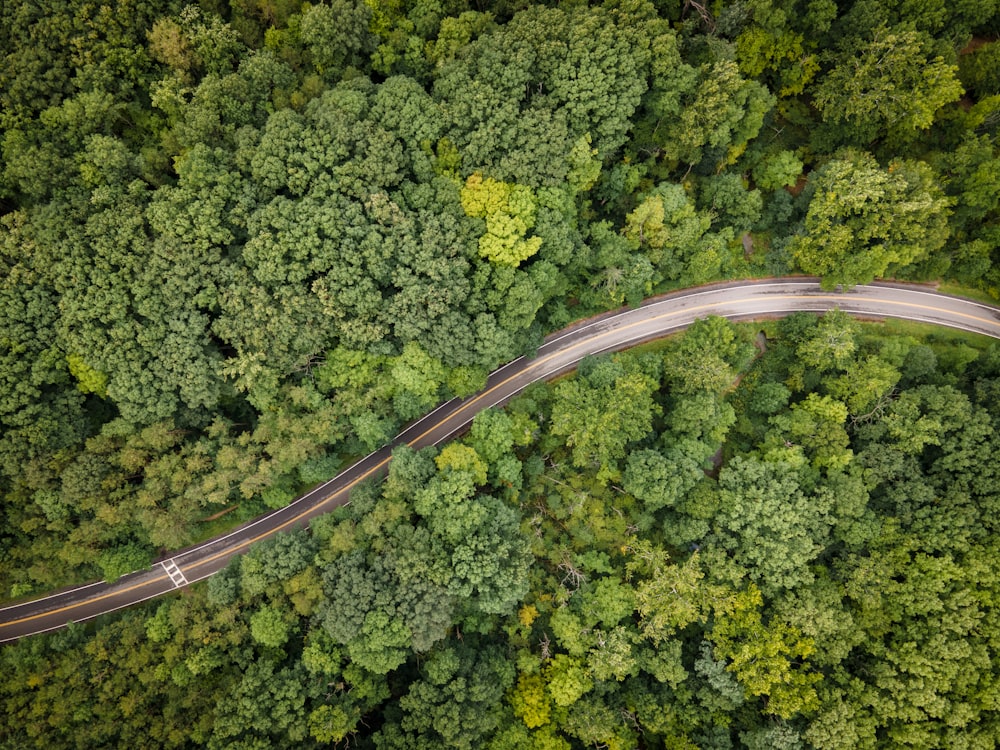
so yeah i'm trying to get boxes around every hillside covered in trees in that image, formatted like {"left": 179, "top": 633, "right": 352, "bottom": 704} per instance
{"left": 2, "top": 0, "right": 1000, "bottom": 746}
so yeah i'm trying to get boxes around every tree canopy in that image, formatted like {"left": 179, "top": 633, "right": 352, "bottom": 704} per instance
{"left": 2, "top": 0, "right": 1000, "bottom": 746}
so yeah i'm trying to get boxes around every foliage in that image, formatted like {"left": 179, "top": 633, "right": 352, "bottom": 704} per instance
{"left": 790, "top": 150, "right": 951, "bottom": 288}
{"left": 4, "top": 319, "right": 1000, "bottom": 747}
{"left": 813, "top": 26, "right": 964, "bottom": 146}
{"left": 3, "top": 0, "right": 1000, "bottom": 746}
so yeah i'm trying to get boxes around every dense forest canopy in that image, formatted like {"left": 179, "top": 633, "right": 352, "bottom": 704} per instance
{"left": 1, "top": 0, "right": 1000, "bottom": 746}
{"left": 2, "top": 0, "right": 999, "bottom": 596}
{"left": 6, "top": 316, "right": 1000, "bottom": 748}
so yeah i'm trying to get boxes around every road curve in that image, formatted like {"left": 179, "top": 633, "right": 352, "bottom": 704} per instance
{"left": 4, "top": 278, "right": 1000, "bottom": 642}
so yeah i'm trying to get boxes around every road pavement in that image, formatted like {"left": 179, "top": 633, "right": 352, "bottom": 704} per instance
{"left": 4, "top": 278, "right": 1000, "bottom": 642}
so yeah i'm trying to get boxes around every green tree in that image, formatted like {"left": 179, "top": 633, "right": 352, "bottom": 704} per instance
{"left": 710, "top": 586, "right": 822, "bottom": 719}
{"left": 435, "top": 444, "right": 488, "bottom": 486}
{"left": 658, "top": 58, "right": 775, "bottom": 167}
{"left": 250, "top": 605, "right": 292, "bottom": 648}
{"left": 958, "top": 41, "right": 1000, "bottom": 98}
{"left": 734, "top": 2, "right": 820, "bottom": 97}
{"left": 627, "top": 541, "right": 720, "bottom": 642}
{"left": 663, "top": 315, "right": 754, "bottom": 395}
{"left": 209, "top": 661, "right": 319, "bottom": 748}
{"left": 623, "top": 448, "right": 703, "bottom": 512}
{"left": 790, "top": 152, "right": 951, "bottom": 288}
{"left": 623, "top": 184, "right": 719, "bottom": 284}
{"left": 793, "top": 310, "right": 859, "bottom": 374}
{"left": 432, "top": 4, "right": 654, "bottom": 184}
{"left": 699, "top": 173, "right": 763, "bottom": 233}
{"left": 714, "top": 456, "right": 833, "bottom": 593}
{"left": 549, "top": 356, "right": 660, "bottom": 481}
{"left": 376, "top": 644, "right": 515, "bottom": 750}
{"left": 813, "top": 26, "right": 963, "bottom": 146}
{"left": 828, "top": 356, "right": 901, "bottom": 416}
{"left": 752, "top": 149, "right": 804, "bottom": 191}
{"left": 297, "top": 0, "right": 375, "bottom": 82}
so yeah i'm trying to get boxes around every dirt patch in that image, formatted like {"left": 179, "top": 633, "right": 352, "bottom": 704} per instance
{"left": 786, "top": 172, "right": 808, "bottom": 197}
{"left": 200, "top": 505, "right": 239, "bottom": 523}
{"left": 961, "top": 36, "right": 996, "bottom": 56}
{"left": 705, "top": 447, "right": 724, "bottom": 478}
{"left": 754, "top": 330, "right": 768, "bottom": 353}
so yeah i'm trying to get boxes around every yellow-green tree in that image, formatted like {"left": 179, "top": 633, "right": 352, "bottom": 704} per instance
{"left": 461, "top": 173, "right": 543, "bottom": 266}
{"left": 791, "top": 151, "right": 951, "bottom": 289}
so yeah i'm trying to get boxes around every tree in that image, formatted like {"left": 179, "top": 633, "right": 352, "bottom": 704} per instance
{"left": 623, "top": 184, "right": 714, "bottom": 282}
{"left": 709, "top": 586, "right": 822, "bottom": 719}
{"left": 443, "top": 494, "right": 532, "bottom": 615}
{"left": 468, "top": 409, "right": 516, "bottom": 464}
{"left": 734, "top": 4, "right": 820, "bottom": 98}
{"left": 835, "top": 542, "right": 1000, "bottom": 745}
{"left": 97, "top": 543, "right": 153, "bottom": 582}
{"left": 793, "top": 309, "right": 859, "bottom": 374}
{"left": 584, "top": 220, "right": 656, "bottom": 309}
{"left": 0, "top": 213, "right": 88, "bottom": 489}
{"left": 766, "top": 392, "right": 853, "bottom": 472}
{"left": 623, "top": 448, "right": 702, "bottom": 511}
{"left": 813, "top": 26, "right": 963, "bottom": 146}
{"left": 390, "top": 342, "right": 447, "bottom": 421}
{"left": 376, "top": 644, "right": 515, "bottom": 750}
{"left": 435, "top": 444, "right": 488, "bottom": 486}
{"left": 510, "top": 673, "right": 552, "bottom": 729}
{"left": 714, "top": 456, "right": 833, "bottom": 593}
{"left": 209, "top": 661, "right": 319, "bottom": 748}
{"left": 347, "top": 610, "right": 413, "bottom": 674}
{"left": 657, "top": 58, "right": 775, "bottom": 167}
{"left": 240, "top": 529, "right": 316, "bottom": 599}
{"left": 627, "top": 541, "right": 718, "bottom": 642}
{"left": 663, "top": 315, "right": 754, "bottom": 395}
{"left": 775, "top": 573, "right": 864, "bottom": 668}
{"left": 699, "top": 173, "right": 763, "bottom": 233}
{"left": 250, "top": 605, "right": 292, "bottom": 648}
{"left": 790, "top": 151, "right": 951, "bottom": 288}
{"left": 461, "top": 173, "right": 543, "bottom": 267}
{"left": 752, "top": 149, "right": 804, "bottom": 191}
{"left": 309, "top": 702, "right": 363, "bottom": 745}
{"left": 959, "top": 41, "right": 1000, "bottom": 98}
{"left": 549, "top": 356, "right": 660, "bottom": 481}
{"left": 431, "top": 4, "right": 654, "bottom": 184}
{"left": 828, "top": 356, "right": 900, "bottom": 416}
{"left": 545, "top": 654, "right": 594, "bottom": 708}
{"left": 297, "top": 0, "right": 375, "bottom": 82}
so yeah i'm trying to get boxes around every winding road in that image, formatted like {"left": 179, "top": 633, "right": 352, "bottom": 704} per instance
{"left": 4, "top": 277, "right": 1000, "bottom": 643}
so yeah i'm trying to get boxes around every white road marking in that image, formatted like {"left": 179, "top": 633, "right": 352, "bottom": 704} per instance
{"left": 160, "top": 560, "right": 188, "bottom": 588}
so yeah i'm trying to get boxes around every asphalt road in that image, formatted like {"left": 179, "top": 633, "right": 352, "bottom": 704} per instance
{"left": 4, "top": 277, "right": 1000, "bottom": 643}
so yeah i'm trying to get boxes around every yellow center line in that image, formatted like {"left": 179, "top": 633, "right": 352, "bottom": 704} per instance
{"left": 184, "top": 456, "right": 393, "bottom": 571}
{"left": 4, "top": 292, "right": 999, "bottom": 634}
{"left": 0, "top": 577, "right": 170, "bottom": 628}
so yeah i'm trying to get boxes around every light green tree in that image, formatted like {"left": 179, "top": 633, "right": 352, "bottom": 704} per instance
{"left": 461, "top": 173, "right": 543, "bottom": 267}
{"left": 813, "top": 26, "right": 963, "bottom": 145}
{"left": 250, "top": 605, "right": 292, "bottom": 648}
{"left": 791, "top": 151, "right": 951, "bottom": 288}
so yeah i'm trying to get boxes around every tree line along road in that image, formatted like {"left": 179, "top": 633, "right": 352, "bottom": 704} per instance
{"left": 4, "top": 277, "right": 1000, "bottom": 643}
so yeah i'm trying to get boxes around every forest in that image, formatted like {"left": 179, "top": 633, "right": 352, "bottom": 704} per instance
{"left": 5, "top": 316, "right": 1000, "bottom": 747}
{"left": 1, "top": 0, "right": 999, "bottom": 746}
